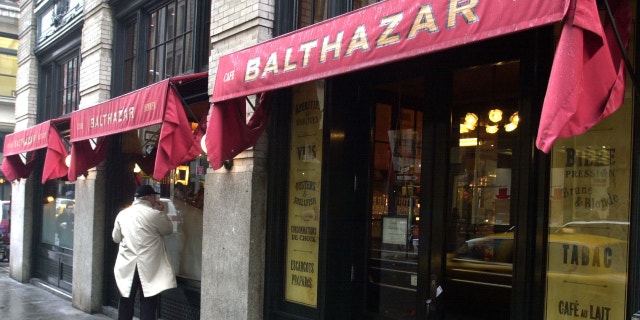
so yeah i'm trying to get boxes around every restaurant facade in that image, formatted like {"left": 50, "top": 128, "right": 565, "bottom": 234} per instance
{"left": 4, "top": 0, "right": 640, "bottom": 319}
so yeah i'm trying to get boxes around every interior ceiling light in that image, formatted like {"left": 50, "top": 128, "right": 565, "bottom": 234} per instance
{"left": 488, "top": 109, "right": 503, "bottom": 122}
{"left": 485, "top": 124, "right": 499, "bottom": 134}
{"left": 509, "top": 112, "right": 519, "bottom": 124}
{"left": 459, "top": 137, "right": 479, "bottom": 147}
{"left": 463, "top": 113, "right": 478, "bottom": 131}
{"left": 504, "top": 122, "right": 517, "bottom": 132}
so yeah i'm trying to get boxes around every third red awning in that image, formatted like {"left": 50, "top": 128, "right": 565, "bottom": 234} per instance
{"left": 1, "top": 119, "right": 69, "bottom": 183}
{"left": 69, "top": 72, "right": 209, "bottom": 181}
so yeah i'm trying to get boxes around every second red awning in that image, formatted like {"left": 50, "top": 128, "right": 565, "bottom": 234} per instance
{"left": 69, "top": 72, "right": 209, "bottom": 181}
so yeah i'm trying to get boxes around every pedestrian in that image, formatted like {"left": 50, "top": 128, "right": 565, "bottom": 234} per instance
{"left": 112, "top": 185, "right": 176, "bottom": 320}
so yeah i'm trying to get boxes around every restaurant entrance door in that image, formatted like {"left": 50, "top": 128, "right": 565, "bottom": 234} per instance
{"left": 349, "top": 32, "right": 545, "bottom": 319}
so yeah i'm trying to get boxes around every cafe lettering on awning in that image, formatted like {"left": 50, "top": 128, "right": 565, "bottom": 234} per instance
{"left": 212, "top": 0, "right": 569, "bottom": 102}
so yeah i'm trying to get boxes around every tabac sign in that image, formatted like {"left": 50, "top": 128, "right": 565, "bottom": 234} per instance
{"left": 212, "top": 0, "right": 569, "bottom": 102}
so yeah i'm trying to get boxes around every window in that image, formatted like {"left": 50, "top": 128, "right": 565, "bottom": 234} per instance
{"left": 39, "top": 48, "right": 81, "bottom": 120}
{"left": 116, "top": 0, "right": 209, "bottom": 93}
{"left": 123, "top": 19, "right": 138, "bottom": 93}
{"left": 297, "top": 0, "right": 327, "bottom": 28}
{"left": 0, "top": 36, "right": 18, "bottom": 97}
{"left": 36, "top": 0, "right": 83, "bottom": 45}
{"left": 59, "top": 53, "right": 80, "bottom": 115}
{"left": 352, "top": 0, "right": 378, "bottom": 10}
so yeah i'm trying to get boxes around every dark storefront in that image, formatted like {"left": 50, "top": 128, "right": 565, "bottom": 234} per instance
{"left": 207, "top": 0, "right": 638, "bottom": 319}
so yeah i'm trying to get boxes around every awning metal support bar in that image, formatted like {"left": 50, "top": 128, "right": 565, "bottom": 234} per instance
{"left": 246, "top": 96, "right": 255, "bottom": 112}
{"left": 169, "top": 82, "right": 201, "bottom": 124}
{"left": 602, "top": 0, "right": 640, "bottom": 100}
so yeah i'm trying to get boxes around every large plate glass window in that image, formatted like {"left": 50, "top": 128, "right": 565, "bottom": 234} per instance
{"left": 544, "top": 87, "right": 631, "bottom": 320}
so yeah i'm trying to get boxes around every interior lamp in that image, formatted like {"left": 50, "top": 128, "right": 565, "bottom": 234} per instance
{"left": 504, "top": 122, "right": 517, "bottom": 132}
{"left": 504, "top": 112, "right": 520, "bottom": 132}
{"left": 133, "top": 163, "right": 141, "bottom": 173}
{"left": 464, "top": 113, "right": 478, "bottom": 131}
{"left": 485, "top": 124, "right": 499, "bottom": 134}
{"left": 488, "top": 109, "right": 503, "bottom": 122}
{"left": 509, "top": 112, "right": 520, "bottom": 124}
{"left": 65, "top": 155, "right": 72, "bottom": 167}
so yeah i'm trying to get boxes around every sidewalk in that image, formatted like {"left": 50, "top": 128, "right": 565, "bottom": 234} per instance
{"left": 0, "top": 262, "right": 113, "bottom": 319}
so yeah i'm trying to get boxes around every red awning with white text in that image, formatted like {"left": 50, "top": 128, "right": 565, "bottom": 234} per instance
{"left": 69, "top": 72, "right": 209, "bottom": 181}
{"left": 1, "top": 119, "right": 69, "bottom": 183}
{"left": 206, "top": 0, "right": 571, "bottom": 169}
{"left": 211, "top": 0, "right": 569, "bottom": 102}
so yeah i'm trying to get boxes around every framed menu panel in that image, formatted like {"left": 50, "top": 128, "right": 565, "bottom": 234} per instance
{"left": 285, "top": 81, "right": 324, "bottom": 307}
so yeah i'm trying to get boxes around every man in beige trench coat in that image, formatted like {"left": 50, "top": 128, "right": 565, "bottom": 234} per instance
{"left": 113, "top": 185, "right": 176, "bottom": 320}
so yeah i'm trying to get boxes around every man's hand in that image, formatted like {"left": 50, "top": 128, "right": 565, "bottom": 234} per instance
{"left": 153, "top": 200, "right": 165, "bottom": 211}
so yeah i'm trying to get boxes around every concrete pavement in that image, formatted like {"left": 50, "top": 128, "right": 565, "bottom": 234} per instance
{"left": 0, "top": 262, "right": 113, "bottom": 319}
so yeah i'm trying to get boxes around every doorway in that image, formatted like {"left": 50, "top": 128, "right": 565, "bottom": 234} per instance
{"left": 358, "top": 57, "right": 525, "bottom": 319}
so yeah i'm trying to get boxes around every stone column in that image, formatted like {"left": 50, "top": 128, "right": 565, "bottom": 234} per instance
{"left": 71, "top": 0, "right": 112, "bottom": 313}
{"left": 202, "top": 1, "right": 274, "bottom": 319}
{"left": 10, "top": 0, "right": 39, "bottom": 283}
{"left": 71, "top": 168, "right": 106, "bottom": 313}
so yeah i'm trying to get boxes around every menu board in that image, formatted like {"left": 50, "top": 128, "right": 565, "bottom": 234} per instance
{"left": 545, "top": 102, "right": 631, "bottom": 320}
{"left": 285, "top": 81, "right": 323, "bottom": 307}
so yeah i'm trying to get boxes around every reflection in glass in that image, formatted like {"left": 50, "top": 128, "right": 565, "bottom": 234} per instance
{"left": 41, "top": 181, "right": 75, "bottom": 249}
{"left": 151, "top": 156, "right": 207, "bottom": 281}
{"left": 367, "top": 78, "right": 422, "bottom": 319}
{"left": 444, "top": 61, "right": 519, "bottom": 319}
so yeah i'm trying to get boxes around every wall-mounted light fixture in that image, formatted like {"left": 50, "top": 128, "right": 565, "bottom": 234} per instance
{"left": 200, "top": 134, "right": 207, "bottom": 154}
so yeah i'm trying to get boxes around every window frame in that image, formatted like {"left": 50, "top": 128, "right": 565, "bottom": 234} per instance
{"left": 36, "top": 32, "right": 82, "bottom": 122}
{"left": 112, "top": 0, "right": 210, "bottom": 96}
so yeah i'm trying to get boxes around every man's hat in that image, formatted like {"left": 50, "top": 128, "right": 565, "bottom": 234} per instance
{"left": 134, "top": 185, "right": 160, "bottom": 197}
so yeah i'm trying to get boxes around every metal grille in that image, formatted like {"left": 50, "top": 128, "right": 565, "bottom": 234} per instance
{"left": 160, "top": 288, "right": 200, "bottom": 320}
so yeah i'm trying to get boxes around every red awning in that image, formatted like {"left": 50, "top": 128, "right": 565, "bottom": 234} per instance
{"left": 206, "top": 0, "right": 570, "bottom": 168}
{"left": 536, "top": 0, "right": 631, "bottom": 152}
{"left": 69, "top": 72, "right": 209, "bottom": 181}
{"left": 205, "top": 92, "right": 273, "bottom": 170}
{"left": 1, "top": 119, "right": 70, "bottom": 183}
{"left": 211, "top": 0, "right": 569, "bottom": 102}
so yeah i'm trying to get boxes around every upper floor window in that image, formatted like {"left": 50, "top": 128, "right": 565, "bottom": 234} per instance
{"left": 59, "top": 53, "right": 80, "bottom": 115}
{"left": 39, "top": 48, "right": 81, "bottom": 120}
{"left": 37, "top": 0, "right": 84, "bottom": 45}
{"left": 278, "top": 0, "right": 380, "bottom": 34}
{"left": 352, "top": 0, "right": 378, "bottom": 10}
{"left": 297, "top": 0, "right": 327, "bottom": 28}
{"left": 115, "top": 0, "right": 210, "bottom": 94}
{"left": 0, "top": 35, "right": 18, "bottom": 98}
{"left": 146, "top": 1, "right": 194, "bottom": 84}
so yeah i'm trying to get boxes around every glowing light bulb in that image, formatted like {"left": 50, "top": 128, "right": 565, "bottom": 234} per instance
{"left": 486, "top": 124, "right": 499, "bottom": 134}
{"left": 488, "top": 109, "right": 503, "bottom": 123}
